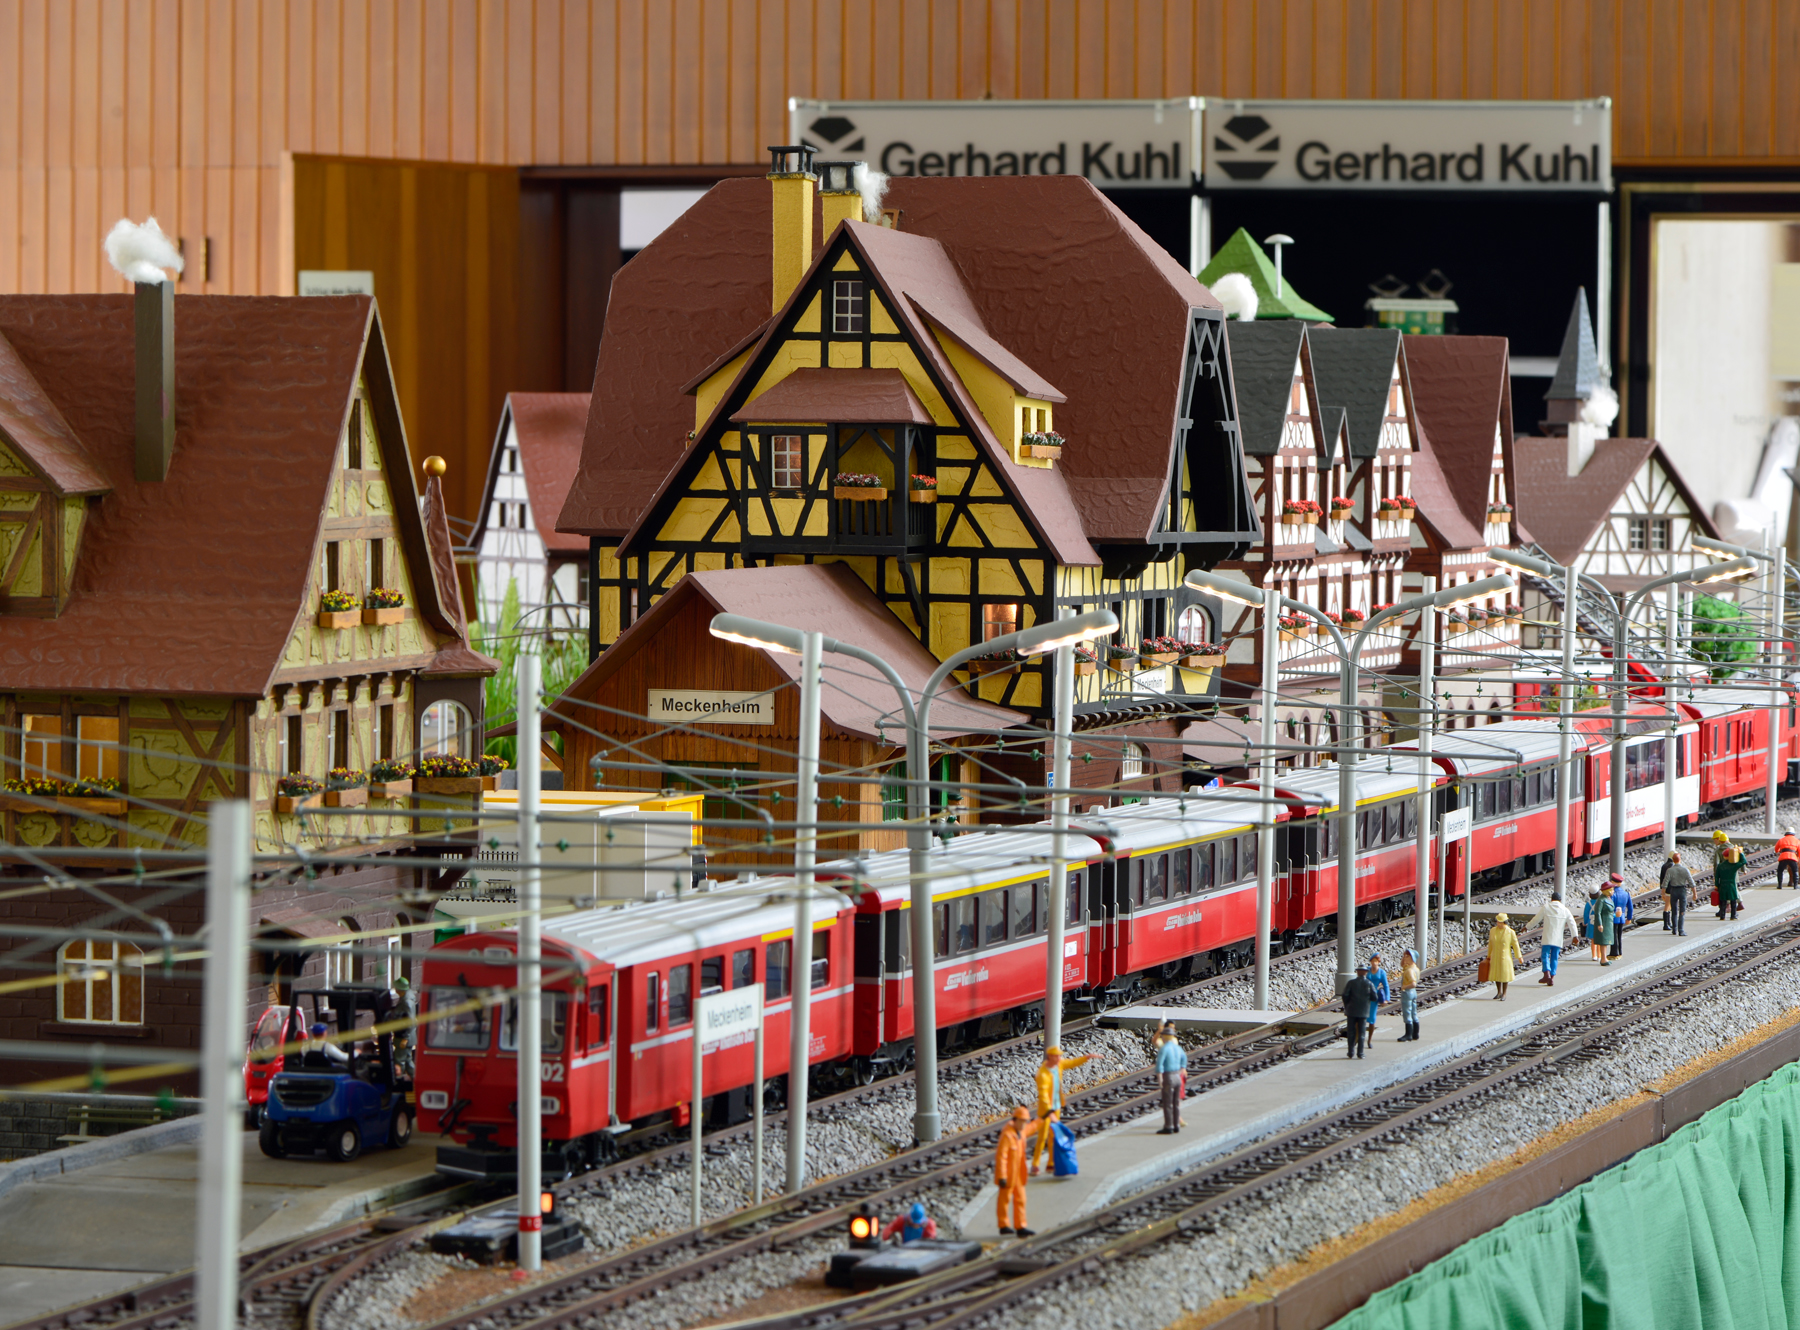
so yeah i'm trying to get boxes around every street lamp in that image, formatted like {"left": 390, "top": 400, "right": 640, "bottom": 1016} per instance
{"left": 1695, "top": 534, "right": 1788, "bottom": 835}
{"left": 1184, "top": 570, "right": 1513, "bottom": 998}
{"left": 709, "top": 606, "right": 1118, "bottom": 1145}
{"left": 1605, "top": 558, "right": 1756, "bottom": 874}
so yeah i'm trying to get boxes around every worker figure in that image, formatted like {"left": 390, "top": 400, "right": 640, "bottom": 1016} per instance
{"left": 994, "top": 1105, "right": 1042, "bottom": 1237}
{"left": 304, "top": 1022, "right": 348, "bottom": 1067}
{"left": 1777, "top": 828, "right": 1800, "bottom": 890}
{"left": 881, "top": 1202, "right": 939, "bottom": 1244}
{"left": 1031, "top": 1045, "right": 1100, "bottom": 1175}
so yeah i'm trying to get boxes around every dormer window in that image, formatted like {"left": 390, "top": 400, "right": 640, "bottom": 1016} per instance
{"left": 833, "top": 280, "right": 865, "bottom": 334}
{"left": 770, "top": 434, "right": 805, "bottom": 489}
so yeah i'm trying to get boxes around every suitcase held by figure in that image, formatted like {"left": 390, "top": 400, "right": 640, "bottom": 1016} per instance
{"left": 1051, "top": 1120, "right": 1079, "bottom": 1177}
{"left": 1477, "top": 958, "right": 1491, "bottom": 984}
{"left": 1711, "top": 889, "right": 1721, "bottom": 907}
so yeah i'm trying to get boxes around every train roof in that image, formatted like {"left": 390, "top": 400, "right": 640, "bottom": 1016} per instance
{"left": 823, "top": 825, "right": 1108, "bottom": 908}
{"left": 1070, "top": 791, "right": 1265, "bottom": 849}
{"left": 1676, "top": 686, "right": 1754, "bottom": 718}
{"left": 1389, "top": 718, "right": 1570, "bottom": 776}
{"left": 1236, "top": 758, "right": 1429, "bottom": 812}
{"left": 432, "top": 878, "right": 852, "bottom": 969}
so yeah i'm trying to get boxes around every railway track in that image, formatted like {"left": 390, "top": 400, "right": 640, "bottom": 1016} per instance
{"left": 706, "top": 910, "right": 1800, "bottom": 1330}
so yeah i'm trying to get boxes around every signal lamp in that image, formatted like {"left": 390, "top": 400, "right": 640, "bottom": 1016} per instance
{"left": 541, "top": 1191, "right": 556, "bottom": 1217}
{"left": 847, "top": 1201, "right": 880, "bottom": 1249}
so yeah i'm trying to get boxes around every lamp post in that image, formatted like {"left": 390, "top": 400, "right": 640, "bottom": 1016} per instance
{"left": 709, "top": 606, "right": 1118, "bottom": 1145}
{"left": 1695, "top": 535, "right": 1787, "bottom": 836}
{"left": 1606, "top": 558, "right": 1757, "bottom": 874}
{"left": 1184, "top": 571, "right": 1513, "bottom": 995}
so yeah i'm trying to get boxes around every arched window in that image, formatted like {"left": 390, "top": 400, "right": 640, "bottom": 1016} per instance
{"left": 57, "top": 938, "right": 144, "bottom": 1025}
{"left": 420, "top": 699, "right": 473, "bottom": 758}
{"left": 328, "top": 917, "right": 360, "bottom": 987}
{"left": 1176, "top": 605, "right": 1211, "bottom": 643}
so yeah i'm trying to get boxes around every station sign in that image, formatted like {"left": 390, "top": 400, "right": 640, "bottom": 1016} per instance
{"left": 1441, "top": 806, "right": 1473, "bottom": 843}
{"left": 647, "top": 688, "right": 775, "bottom": 725}
{"left": 1201, "top": 99, "right": 1610, "bottom": 192}
{"left": 790, "top": 97, "right": 1201, "bottom": 190}
{"left": 696, "top": 986, "right": 762, "bottom": 1048}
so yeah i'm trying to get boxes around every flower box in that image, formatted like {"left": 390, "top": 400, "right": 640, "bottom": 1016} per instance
{"left": 1329, "top": 506, "right": 1354, "bottom": 520}
{"left": 834, "top": 485, "right": 888, "bottom": 502}
{"left": 1302, "top": 512, "right": 1321, "bottom": 525}
{"left": 1106, "top": 653, "right": 1139, "bottom": 670}
{"left": 323, "top": 787, "right": 367, "bottom": 808}
{"left": 317, "top": 610, "right": 360, "bottom": 630}
{"left": 1143, "top": 651, "right": 1179, "bottom": 666}
{"left": 481, "top": 775, "right": 501, "bottom": 792}
{"left": 362, "top": 606, "right": 405, "bottom": 626}
{"left": 1180, "top": 653, "right": 1226, "bottom": 668}
{"left": 414, "top": 776, "right": 483, "bottom": 796}
{"left": 0, "top": 794, "right": 127, "bottom": 818}
{"left": 1075, "top": 659, "right": 1097, "bottom": 677}
{"left": 1444, "top": 621, "right": 1468, "bottom": 636}
{"left": 909, "top": 489, "right": 938, "bottom": 504}
{"left": 1280, "top": 512, "right": 1302, "bottom": 526}
{"left": 1020, "top": 443, "right": 1062, "bottom": 460}
{"left": 274, "top": 794, "right": 319, "bottom": 815}
{"left": 1279, "top": 629, "right": 1297, "bottom": 642}
{"left": 368, "top": 779, "right": 413, "bottom": 799}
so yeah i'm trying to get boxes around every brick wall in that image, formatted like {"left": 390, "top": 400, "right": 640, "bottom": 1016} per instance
{"left": 0, "top": 1091, "right": 200, "bottom": 1160}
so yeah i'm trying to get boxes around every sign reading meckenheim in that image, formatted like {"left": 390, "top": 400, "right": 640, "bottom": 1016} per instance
{"left": 647, "top": 689, "right": 775, "bottom": 725}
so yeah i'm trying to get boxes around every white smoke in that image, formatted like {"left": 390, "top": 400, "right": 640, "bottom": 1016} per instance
{"left": 1580, "top": 382, "right": 1619, "bottom": 429}
{"left": 1212, "top": 272, "right": 1259, "bottom": 321}
{"left": 104, "top": 217, "right": 184, "bottom": 285}
{"left": 855, "top": 164, "right": 890, "bottom": 223}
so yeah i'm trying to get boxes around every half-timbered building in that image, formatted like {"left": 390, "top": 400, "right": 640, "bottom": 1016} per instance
{"left": 0, "top": 293, "right": 493, "bottom": 1087}
{"left": 557, "top": 155, "right": 1259, "bottom": 815}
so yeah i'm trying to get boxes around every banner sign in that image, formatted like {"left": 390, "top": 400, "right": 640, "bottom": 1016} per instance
{"left": 647, "top": 689, "right": 775, "bottom": 725}
{"left": 1201, "top": 99, "right": 1610, "bottom": 192}
{"left": 790, "top": 98, "right": 1201, "bottom": 190}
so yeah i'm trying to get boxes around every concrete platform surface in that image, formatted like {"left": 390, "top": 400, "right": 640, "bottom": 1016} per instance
{"left": 962, "top": 881, "right": 1800, "bottom": 1240}
{"left": 0, "top": 1131, "right": 441, "bottom": 1323}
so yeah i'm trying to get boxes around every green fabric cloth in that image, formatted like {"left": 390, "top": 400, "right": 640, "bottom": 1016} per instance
{"left": 1330, "top": 1063, "right": 1800, "bottom": 1329}
{"left": 1717, "top": 856, "right": 1744, "bottom": 903}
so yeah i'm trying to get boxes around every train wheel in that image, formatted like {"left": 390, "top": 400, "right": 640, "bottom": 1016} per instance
{"left": 258, "top": 1121, "right": 285, "bottom": 1159}
{"left": 1091, "top": 989, "right": 1109, "bottom": 1015}
{"left": 764, "top": 1077, "right": 787, "bottom": 1113}
{"left": 852, "top": 1058, "right": 875, "bottom": 1087}
{"left": 595, "top": 1132, "right": 618, "bottom": 1165}
{"left": 327, "top": 1121, "right": 362, "bottom": 1163}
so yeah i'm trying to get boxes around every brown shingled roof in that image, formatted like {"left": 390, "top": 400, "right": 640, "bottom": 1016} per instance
{"left": 552, "top": 562, "right": 1027, "bottom": 742}
{"left": 1511, "top": 436, "right": 1716, "bottom": 566}
{"left": 0, "top": 334, "right": 108, "bottom": 495}
{"left": 730, "top": 367, "right": 933, "bottom": 426}
{"left": 480, "top": 392, "right": 589, "bottom": 556}
{"left": 0, "top": 294, "right": 463, "bottom": 696}
{"left": 559, "top": 175, "right": 1218, "bottom": 549}
{"left": 1403, "top": 335, "right": 1514, "bottom": 545}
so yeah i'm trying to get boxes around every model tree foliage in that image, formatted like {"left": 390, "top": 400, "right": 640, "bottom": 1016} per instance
{"left": 475, "top": 577, "right": 590, "bottom": 763}
{"left": 1690, "top": 594, "right": 1756, "bottom": 680}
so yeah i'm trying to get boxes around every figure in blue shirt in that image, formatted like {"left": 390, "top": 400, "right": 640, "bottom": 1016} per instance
{"left": 1365, "top": 953, "right": 1392, "bottom": 1044}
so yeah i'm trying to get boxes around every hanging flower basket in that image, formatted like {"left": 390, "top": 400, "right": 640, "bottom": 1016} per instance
{"left": 833, "top": 473, "right": 887, "bottom": 501}
{"left": 909, "top": 475, "right": 938, "bottom": 503}
{"left": 1021, "top": 430, "right": 1065, "bottom": 459}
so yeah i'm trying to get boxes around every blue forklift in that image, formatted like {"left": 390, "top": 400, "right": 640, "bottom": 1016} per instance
{"left": 259, "top": 986, "right": 414, "bottom": 1162}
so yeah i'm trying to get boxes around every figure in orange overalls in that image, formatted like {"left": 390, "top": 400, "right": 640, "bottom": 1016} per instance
{"left": 994, "top": 1104, "right": 1041, "bottom": 1237}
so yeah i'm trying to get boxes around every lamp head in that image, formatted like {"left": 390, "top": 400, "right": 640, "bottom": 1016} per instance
{"left": 1490, "top": 549, "right": 1558, "bottom": 580}
{"left": 1694, "top": 557, "right": 1758, "bottom": 585}
{"left": 709, "top": 613, "right": 807, "bottom": 655}
{"left": 1692, "top": 535, "right": 1754, "bottom": 561}
{"left": 1015, "top": 608, "right": 1119, "bottom": 656}
{"left": 1183, "top": 569, "right": 1266, "bottom": 608}
{"left": 1435, "top": 573, "right": 1516, "bottom": 609}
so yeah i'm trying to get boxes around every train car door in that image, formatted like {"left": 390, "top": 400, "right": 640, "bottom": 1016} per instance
{"left": 853, "top": 911, "right": 884, "bottom": 1054}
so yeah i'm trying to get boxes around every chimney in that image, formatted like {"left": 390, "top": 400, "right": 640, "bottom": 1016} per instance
{"left": 818, "top": 160, "right": 864, "bottom": 239}
{"left": 1566, "top": 420, "right": 1598, "bottom": 477}
{"left": 134, "top": 280, "right": 174, "bottom": 481}
{"left": 767, "top": 144, "right": 817, "bottom": 315}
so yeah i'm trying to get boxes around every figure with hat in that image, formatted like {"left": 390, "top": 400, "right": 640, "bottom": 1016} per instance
{"left": 1526, "top": 892, "right": 1577, "bottom": 988}
{"left": 1583, "top": 887, "right": 1614, "bottom": 965}
{"left": 1341, "top": 964, "right": 1377, "bottom": 1057}
{"left": 1487, "top": 913, "right": 1523, "bottom": 999}
{"left": 993, "top": 1105, "right": 1043, "bottom": 1236}
{"left": 1776, "top": 827, "right": 1799, "bottom": 890}
{"left": 1364, "top": 952, "right": 1392, "bottom": 1043}
{"left": 1031, "top": 1044, "right": 1106, "bottom": 1174}
{"left": 1608, "top": 873, "right": 1634, "bottom": 958}
{"left": 1715, "top": 843, "right": 1745, "bottom": 921}
{"left": 881, "top": 1201, "right": 939, "bottom": 1244}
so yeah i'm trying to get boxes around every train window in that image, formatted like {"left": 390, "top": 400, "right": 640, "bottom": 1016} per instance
{"left": 668, "top": 965, "right": 693, "bottom": 1026}
{"left": 1320, "top": 817, "right": 1336, "bottom": 860}
{"left": 766, "top": 940, "right": 793, "bottom": 998}
{"left": 1012, "top": 882, "right": 1039, "bottom": 937}
{"left": 983, "top": 888, "right": 1009, "bottom": 946}
{"left": 1526, "top": 771, "right": 1541, "bottom": 805}
{"left": 645, "top": 971, "right": 661, "bottom": 1034}
{"left": 932, "top": 904, "right": 950, "bottom": 958}
{"left": 1129, "top": 858, "right": 1145, "bottom": 906}
{"left": 424, "top": 988, "right": 490, "bottom": 1050}
{"left": 1402, "top": 799, "right": 1418, "bottom": 840}
{"left": 587, "top": 985, "right": 610, "bottom": 1047}
{"left": 1385, "top": 802, "right": 1404, "bottom": 844}
{"left": 501, "top": 993, "right": 568, "bottom": 1055}
{"left": 1480, "top": 782, "right": 1498, "bottom": 820}
{"left": 1068, "top": 874, "right": 1084, "bottom": 926}
{"left": 1360, "top": 808, "right": 1381, "bottom": 847}
{"left": 886, "top": 913, "right": 912, "bottom": 970}
{"left": 811, "top": 951, "right": 830, "bottom": 990}
{"left": 1174, "top": 848, "right": 1191, "bottom": 896}
{"left": 952, "top": 896, "right": 979, "bottom": 952}
{"left": 731, "top": 948, "right": 755, "bottom": 990}
{"left": 1513, "top": 776, "right": 1527, "bottom": 809}
{"left": 1216, "top": 837, "right": 1237, "bottom": 884}
{"left": 1239, "top": 833, "right": 1257, "bottom": 879}
{"left": 1146, "top": 855, "right": 1168, "bottom": 901}
{"left": 1196, "top": 842, "right": 1214, "bottom": 891}
{"left": 700, "top": 956, "right": 725, "bottom": 996}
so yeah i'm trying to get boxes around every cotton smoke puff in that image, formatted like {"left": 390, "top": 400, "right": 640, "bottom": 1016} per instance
{"left": 104, "top": 217, "right": 184, "bottom": 285}
{"left": 1580, "top": 383, "right": 1619, "bottom": 430}
{"left": 1212, "top": 272, "right": 1258, "bottom": 321}
{"left": 855, "top": 164, "right": 889, "bottom": 223}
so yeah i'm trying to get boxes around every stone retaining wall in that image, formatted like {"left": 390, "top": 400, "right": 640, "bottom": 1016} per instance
{"left": 0, "top": 1091, "right": 201, "bottom": 1160}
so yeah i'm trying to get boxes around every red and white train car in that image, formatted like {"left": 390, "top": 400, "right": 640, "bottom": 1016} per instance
{"left": 416, "top": 881, "right": 853, "bottom": 1176}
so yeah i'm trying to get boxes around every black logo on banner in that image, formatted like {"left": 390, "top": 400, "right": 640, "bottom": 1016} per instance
{"left": 806, "top": 115, "right": 864, "bottom": 153}
{"left": 1212, "top": 114, "right": 1280, "bottom": 180}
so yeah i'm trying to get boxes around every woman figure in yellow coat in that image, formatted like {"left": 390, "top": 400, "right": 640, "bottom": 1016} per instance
{"left": 1487, "top": 912, "right": 1523, "bottom": 1000}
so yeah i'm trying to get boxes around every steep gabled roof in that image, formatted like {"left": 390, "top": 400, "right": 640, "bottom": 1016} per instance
{"left": 0, "top": 295, "right": 465, "bottom": 696}
{"left": 1225, "top": 321, "right": 1306, "bottom": 457}
{"left": 1196, "top": 229, "right": 1334, "bottom": 322}
{"left": 1546, "top": 288, "right": 1601, "bottom": 403}
{"left": 1305, "top": 327, "right": 1401, "bottom": 460}
{"left": 561, "top": 174, "right": 1220, "bottom": 549}
{"left": 1512, "top": 436, "right": 1717, "bottom": 566}
{"left": 551, "top": 563, "right": 1026, "bottom": 742}
{"left": 1403, "top": 335, "right": 1513, "bottom": 546}
{"left": 475, "top": 393, "right": 589, "bottom": 556}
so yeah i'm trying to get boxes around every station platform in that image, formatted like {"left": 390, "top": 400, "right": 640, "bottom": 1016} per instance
{"left": 0, "top": 1131, "right": 442, "bottom": 1325}
{"left": 960, "top": 878, "right": 1800, "bottom": 1241}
